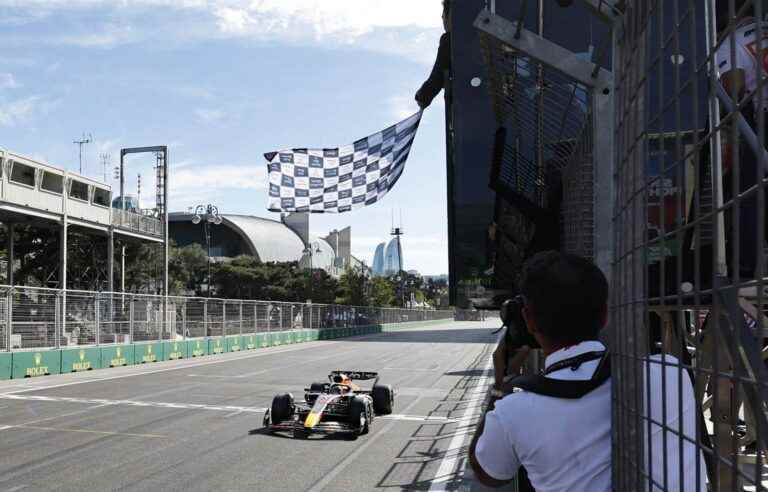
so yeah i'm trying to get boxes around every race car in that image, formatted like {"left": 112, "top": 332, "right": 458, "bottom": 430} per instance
{"left": 263, "top": 370, "right": 394, "bottom": 438}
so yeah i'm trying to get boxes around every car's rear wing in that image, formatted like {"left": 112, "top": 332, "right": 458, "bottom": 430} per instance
{"left": 330, "top": 371, "right": 379, "bottom": 381}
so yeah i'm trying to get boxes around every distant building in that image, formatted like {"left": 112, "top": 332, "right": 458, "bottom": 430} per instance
{"left": 372, "top": 243, "right": 386, "bottom": 276}
{"left": 384, "top": 237, "right": 403, "bottom": 275}
{"left": 323, "top": 227, "right": 352, "bottom": 270}
{"left": 169, "top": 212, "right": 355, "bottom": 278}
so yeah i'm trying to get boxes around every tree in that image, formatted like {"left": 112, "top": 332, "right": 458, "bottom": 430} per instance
{"left": 336, "top": 267, "right": 369, "bottom": 306}
{"left": 169, "top": 243, "right": 208, "bottom": 295}
{"left": 369, "top": 277, "right": 396, "bottom": 307}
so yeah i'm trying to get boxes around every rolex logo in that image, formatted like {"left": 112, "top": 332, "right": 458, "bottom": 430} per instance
{"left": 147, "top": 345, "right": 152, "bottom": 354}
{"left": 174, "top": 343, "right": 179, "bottom": 351}
{"left": 34, "top": 353, "right": 42, "bottom": 366}
{"left": 79, "top": 350, "right": 86, "bottom": 361}
{"left": 197, "top": 341, "right": 201, "bottom": 349}
{"left": 116, "top": 347, "right": 122, "bottom": 357}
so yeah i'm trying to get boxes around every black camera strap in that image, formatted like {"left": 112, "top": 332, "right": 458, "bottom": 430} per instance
{"left": 501, "top": 351, "right": 611, "bottom": 399}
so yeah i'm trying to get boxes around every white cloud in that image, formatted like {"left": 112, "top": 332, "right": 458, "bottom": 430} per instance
{"left": 171, "top": 164, "right": 266, "bottom": 197}
{"left": 194, "top": 108, "right": 225, "bottom": 124}
{"left": 59, "top": 23, "right": 135, "bottom": 47}
{"left": 213, "top": 1, "right": 441, "bottom": 38}
{"left": 1, "top": 0, "right": 443, "bottom": 63}
{"left": 0, "top": 95, "right": 43, "bottom": 126}
{"left": 0, "top": 73, "right": 20, "bottom": 89}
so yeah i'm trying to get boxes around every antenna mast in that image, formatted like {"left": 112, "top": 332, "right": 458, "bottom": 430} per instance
{"left": 73, "top": 133, "right": 93, "bottom": 175}
{"left": 99, "top": 152, "right": 111, "bottom": 183}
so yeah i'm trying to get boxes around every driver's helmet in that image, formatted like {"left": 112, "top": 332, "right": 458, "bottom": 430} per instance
{"left": 332, "top": 373, "right": 352, "bottom": 385}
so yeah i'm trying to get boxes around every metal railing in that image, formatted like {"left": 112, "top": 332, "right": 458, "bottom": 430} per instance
{"left": 0, "top": 285, "right": 454, "bottom": 351}
{"left": 111, "top": 209, "right": 163, "bottom": 237}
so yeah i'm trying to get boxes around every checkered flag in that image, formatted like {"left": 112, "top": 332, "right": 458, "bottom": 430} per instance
{"left": 264, "top": 111, "right": 423, "bottom": 213}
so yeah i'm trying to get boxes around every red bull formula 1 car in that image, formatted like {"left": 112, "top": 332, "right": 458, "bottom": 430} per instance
{"left": 263, "top": 370, "right": 394, "bottom": 438}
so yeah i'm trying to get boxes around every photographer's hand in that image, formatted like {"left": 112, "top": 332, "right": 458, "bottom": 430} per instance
{"left": 492, "top": 332, "right": 509, "bottom": 388}
{"left": 507, "top": 346, "right": 531, "bottom": 376}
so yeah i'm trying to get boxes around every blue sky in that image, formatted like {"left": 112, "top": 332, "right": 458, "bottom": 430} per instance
{"left": 0, "top": 0, "right": 448, "bottom": 275}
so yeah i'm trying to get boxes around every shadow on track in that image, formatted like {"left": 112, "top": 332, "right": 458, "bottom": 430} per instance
{"left": 374, "top": 345, "right": 494, "bottom": 490}
{"left": 247, "top": 427, "right": 357, "bottom": 441}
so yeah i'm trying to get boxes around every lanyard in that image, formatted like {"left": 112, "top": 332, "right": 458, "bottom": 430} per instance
{"left": 543, "top": 351, "right": 606, "bottom": 376}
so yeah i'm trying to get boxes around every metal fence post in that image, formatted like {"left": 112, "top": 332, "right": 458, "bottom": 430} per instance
{"left": 239, "top": 301, "right": 243, "bottom": 335}
{"left": 203, "top": 299, "right": 208, "bottom": 338}
{"left": 182, "top": 300, "right": 187, "bottom": 339}
{"left": 222, "top": 301, "right": 227, "bottom": 337}
{"left": 129, "top": 295, "right": 135, "bottom": 343}
{"left": 54, "top": 291, "right": 60, "bottom": 350}
{"left": 5, "top": 289, "right": 12, "bottom": 351}
{"left": 95, "top": 292, "right": 100, "bottom": 346}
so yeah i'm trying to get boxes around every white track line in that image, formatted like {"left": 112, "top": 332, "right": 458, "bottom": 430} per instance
{"left": 380, "top": 414, "right": 459, "bottom": 423}
{"left": 0, "top": 393, "right": 267, "bottom": 414}
{"left": 428, "top": 356, "right": 494, "bottom": 491}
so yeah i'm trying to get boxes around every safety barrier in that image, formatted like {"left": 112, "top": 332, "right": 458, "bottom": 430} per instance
{"left": 0, "top": 285, "right": 452, "bottom": 352}
{"left": 2, "top": 318, "right": 450, "bottom": 380}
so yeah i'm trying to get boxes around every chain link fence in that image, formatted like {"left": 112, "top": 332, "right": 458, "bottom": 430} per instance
{"left": 1, "top": 285, "right": 454, "bottom": 351}
{"left": 613, "top": 0, "right": 768, "bottom": 490}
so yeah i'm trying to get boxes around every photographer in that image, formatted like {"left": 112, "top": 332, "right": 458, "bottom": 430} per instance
{"left": 470, "top": 251, "right": 706, "bottom": 491}
{"left": 469, "top": 251, "right": 611, "bottom": 490}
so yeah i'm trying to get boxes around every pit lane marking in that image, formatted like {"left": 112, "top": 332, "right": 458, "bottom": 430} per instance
{"left": 0, "top": 393, "right": 267, "bottom": 414}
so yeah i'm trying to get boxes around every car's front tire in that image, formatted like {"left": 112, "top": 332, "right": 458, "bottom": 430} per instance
{"left": 372, "top": 384, "right": 394, "bottom": 415}
{"left": 271, "top": 393, "right": 294, "bottom": 423}
{"left": 349, "top": 396, "right": 371, "bottom": 435}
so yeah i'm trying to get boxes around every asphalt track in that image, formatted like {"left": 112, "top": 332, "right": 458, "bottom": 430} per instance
{"left": 0, "top": 320, "right": 501, "bottom": 492}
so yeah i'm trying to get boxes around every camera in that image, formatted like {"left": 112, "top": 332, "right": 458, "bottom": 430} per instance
{"left": 500, "top": 295, "right": 540, "bottom": 349}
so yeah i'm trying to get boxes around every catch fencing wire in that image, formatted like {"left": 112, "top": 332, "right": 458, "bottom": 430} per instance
{"left": 2, "top": 285, "right": 454, "bottom": 351}
{"left": 614, "top": 0, "right": 768, "bottom": 490}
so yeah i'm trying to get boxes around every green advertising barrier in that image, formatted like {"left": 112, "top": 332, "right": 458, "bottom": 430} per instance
{"left": 0, "top": 352, "right": 12, "bottom": 380}
{"left": 163, "top": 341, "right": 186, "bottom": 361}
{"left": 294, "top": 330, "right": 305, "bottom": 344}
{"left": 209, "top": 337, "right": 226, "bottom": 355}
{"left": 135, "top": 342, "right": 162, "bottom": 364}
{"left": 61, "top": 347, "right": 101, "bottom": 373}
{"left": 101, "top": 345, "right": 133, "bottom": 368}
{"left": 258, "top": 333, "right": 271, "bottom": 348}
{"left": 269, "top": 332, "right": 283, "bottom": 347}
{"left": 243, "top": 334, "right": 259, "bottom": 350}
{"left": 12, "top": 350, "right": 61, "bottom": 379}
{"left": 226, "top": 335, "right": 242, "bottom": 352}
{"left": 283, "top": 331, "right": 294, "bottom": 345}
{"left": 188, "top": 338, "right": 208, "bottom": 358}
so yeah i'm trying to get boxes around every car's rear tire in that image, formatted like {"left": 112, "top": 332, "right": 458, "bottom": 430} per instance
{"left": 271, "top": 393, "right": 294, "bottom": 423}
{"left": 309, "top": 381, "right": 326, "bottom": 393}
{"left": 372, "top": 384, "right": 394, "bottom": 415}
{"left": 349, "top": 396, "right": 370, "bottom": 435}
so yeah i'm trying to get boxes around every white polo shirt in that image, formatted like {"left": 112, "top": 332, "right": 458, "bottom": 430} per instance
{"left": 475, "top": 341, "right": 707, "bottom": 492}
{"left": 475, "top": 340, "right": 611, "bottom": 492}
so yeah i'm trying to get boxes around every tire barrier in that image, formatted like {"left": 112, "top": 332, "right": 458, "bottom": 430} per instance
{"left": 3, "top": 319, "right": 451, "bottom": 380}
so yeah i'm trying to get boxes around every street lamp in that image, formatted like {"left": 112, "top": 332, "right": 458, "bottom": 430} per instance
{"left": 303, "top": 242, "right": 322, "bottom": 302}
{"left": 191, "top": 204, "right": 223, "bottom": 297}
